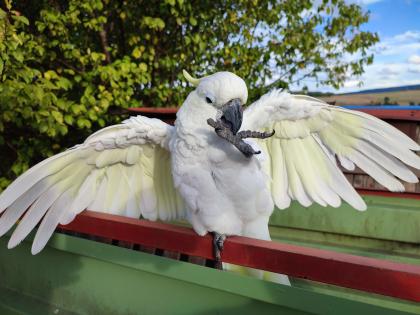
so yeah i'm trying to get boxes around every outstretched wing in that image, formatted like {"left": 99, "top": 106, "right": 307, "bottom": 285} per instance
{"left": 0, "top": 116, "right": 184, "bottom": 254}
{"left": 243, "top": 90, "right": 420, "bottom": 211}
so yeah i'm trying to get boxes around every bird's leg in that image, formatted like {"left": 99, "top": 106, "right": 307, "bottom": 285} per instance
{"left": 212, "top": 232, "right": 226, "bottom": 269}
{"left": 207, "top": 118, "right": 261, "bottom": 157}
{"left": 207, "top": 118, "right": 275, "bottom": 158}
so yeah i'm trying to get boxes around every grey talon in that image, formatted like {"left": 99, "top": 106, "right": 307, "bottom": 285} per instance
{"left": 212, "top": 232, "right": 227, "bottom": 269}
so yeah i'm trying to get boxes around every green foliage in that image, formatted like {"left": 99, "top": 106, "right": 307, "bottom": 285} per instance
{"left": 0, "top": 0, "right": 378, "bottom": 190}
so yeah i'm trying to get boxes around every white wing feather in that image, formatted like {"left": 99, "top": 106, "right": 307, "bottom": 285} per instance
{"left": 243, "top": 90, "right": 420, "bottom": 211}
{"left": 0, "top": 116, "right": 184, "bottom": 254}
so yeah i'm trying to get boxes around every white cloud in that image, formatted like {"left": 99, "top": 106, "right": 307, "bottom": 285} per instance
{"left": 342, "top": 63, "right": 420, "bottom": 92}
{"left": 379, "top": 42, "right": 420, "bottom": 56}
{"left": 377, "top": 66, "right": 400, "bottom": 76}
{"left": 393, "top": 30, "right": 420, "bottom": 42}
{"left": 408, "top": 54, "right": 420, "bottom": 64}
{"left": 408, "top": 67, "right": 420, "bottom": 74}
{"left": 377, "top": 31, "right": 420, "bottom": 57}
{"left": 347, "top": 0, "right": 384, "bottom": 5}
{"left": 343, "top": 80, "right": 361, "bottom": 88}
{"left": 294, "top": 30, "right": 420, "bottom": 93}
{"left": 340, "top": 63, "right": 420, "bottom": 92}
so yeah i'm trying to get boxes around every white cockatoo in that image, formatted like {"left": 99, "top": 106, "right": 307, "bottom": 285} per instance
{"left": 1, "top": 71, "right": 419, "bottom": 284}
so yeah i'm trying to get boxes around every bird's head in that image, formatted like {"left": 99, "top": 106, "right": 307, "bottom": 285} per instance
{"left": 183, "top": 70, "right": 248, "bottom": 134}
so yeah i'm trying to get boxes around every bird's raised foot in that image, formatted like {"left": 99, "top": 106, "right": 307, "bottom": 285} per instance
{"left": 212, "top": 232, "right": 226, "bottom": 269}
{"left": 237, "top": 129, "right": 275, "bottom": 140}
{"left": 207, "top": 118, "right": 273, "bottom": 158}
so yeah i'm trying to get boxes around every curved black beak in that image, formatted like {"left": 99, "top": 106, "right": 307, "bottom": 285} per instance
{"left": 220, "top": 98, "right": 243, "bottom": 135}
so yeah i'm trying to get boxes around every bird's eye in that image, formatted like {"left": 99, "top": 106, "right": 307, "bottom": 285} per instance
{"left": 205, "top": 96, "right": 213, "bottom": 104}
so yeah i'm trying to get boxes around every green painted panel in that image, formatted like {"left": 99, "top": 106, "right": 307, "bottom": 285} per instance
{"left": 270, "top": 195, "right": 420, "bottom": 244}
{"left": 269, "top": 226, "right": 420, "bottom": 264}
{"left": 0, "top": 233, "right": 418, "bottom": 315}
{"left": 0, "top": 287, "right": 77, "bottom": 315}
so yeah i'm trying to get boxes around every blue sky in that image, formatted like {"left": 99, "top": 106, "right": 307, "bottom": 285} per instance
{"left": 298, "top": 0, "right": 420, "bottom": 93}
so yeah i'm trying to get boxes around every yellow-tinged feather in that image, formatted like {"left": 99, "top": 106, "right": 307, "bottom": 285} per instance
{"left": 291, "top": 138, "right": 331, "bottom": 206}
{"left": 357, "top": 140, "right": 418, "bottom": 183}
{"left": 87, "top": 170, "right": 108, "bottom": 213}
{"left": 335, "top": 107, "right": 420, "bottom": 151}
{"left": 32, "top": 188, "right": 74, "bottom": 254}
{"left": 296, "top": 138, "right": 335, "bottom": 206}
{"left": 319, "top": 125, "right": 357, "bottom": 156}
{"left": 108, "top": 164, "right": 130, "bottom": 215}
{"left": 305, "top": 114, "right": 330, "bottom": 132}
{"left": 126, "top": 145, "right": 141, "bottom": 165}
{"left": 281, "top": 139, "right": 313, "bottom": 207}
{"left": 364, "top": 130, "right": 420, "bottom": 168}
{"left": 0, "top": 150, "right": 77, "bottom": 212}
{"left": 270, "top": 138, "right": 291, "bottom": 209}
{"left": 8, "top": 163, "right": 91, "bottom": 249}
{"left": 0, "top": 110, "right": 182, "bottom": 255}
{"left": 139, "top": 154, "right": 158, "bottom": 220}
{"left": 125, "top": 164, "right": 142, "bottom": 218}
{"left": 349, "top": 150, "right": 405, "bottom": 192}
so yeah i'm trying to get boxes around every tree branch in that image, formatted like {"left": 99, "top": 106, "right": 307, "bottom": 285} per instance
{"left": 0, "top": 10, "right": 11, "bottom": 82}
{"left": 99, "top": 27, "right": 111, "bottom": 64}
{"left": 57, "top": 59, "right": 84, "bottom": 74}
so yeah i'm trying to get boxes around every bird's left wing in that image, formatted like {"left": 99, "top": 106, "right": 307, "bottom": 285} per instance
{"left": 0, "top": 116, "right": 185, "bottom": 254}
{"left": 242, "top": 90, "right": 420, "bottom": 211}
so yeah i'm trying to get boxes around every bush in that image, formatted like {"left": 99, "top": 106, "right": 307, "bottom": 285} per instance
{"left": 0, "top": 0, "right": 378, "bottom": 190}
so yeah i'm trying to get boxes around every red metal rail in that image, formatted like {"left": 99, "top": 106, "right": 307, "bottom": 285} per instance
{"left": 354, "top": 109, "right": 420, "bottom": 121}
{"left": 60, "top": 210, "right": 420, "bottom": 303}
{"left": 356, "top": 189, "right": 420, "bottom": 200}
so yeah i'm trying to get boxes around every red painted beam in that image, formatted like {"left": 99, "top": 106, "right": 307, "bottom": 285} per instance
{"left": 60, "top": 210, "right": 420, "bottom": 303}
{"left": 357, "top": 189, "right": 420, "bottom": 200}
{"left": 354, "top": 109, "right": 420, "bottom": 121}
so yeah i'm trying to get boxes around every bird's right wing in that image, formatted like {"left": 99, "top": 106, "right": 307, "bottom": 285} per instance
{"left": 243, "top": 90, "right": 420, "bottom": 211}
{"left": 0, "top": 116, "right": 185, "bottom": 254}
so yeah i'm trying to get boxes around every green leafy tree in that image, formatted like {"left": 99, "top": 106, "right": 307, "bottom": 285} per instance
{"left": 0, "top": 0, "right": 378, "bottom": 190}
